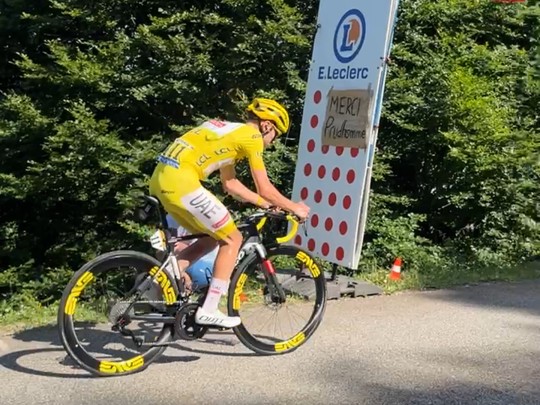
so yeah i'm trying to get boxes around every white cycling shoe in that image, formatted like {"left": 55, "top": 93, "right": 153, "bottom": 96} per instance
{"left": 195, "top": 308, "right": 241, "bottom": 328}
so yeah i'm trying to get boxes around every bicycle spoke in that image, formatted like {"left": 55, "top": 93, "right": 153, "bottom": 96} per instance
{"left": 59, "top": 252, "right": 174, "bottom": 376}
{"left": 232, "top": 245, "right": 326, "bottom": 353}
{"left": 256, "top": 307, "right": 280, "bottom": 337}
{"left": 283, "top": 303, "right": 312, "bottom": 325}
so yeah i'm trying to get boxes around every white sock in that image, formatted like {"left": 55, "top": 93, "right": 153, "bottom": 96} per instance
{"left": 201, "top": 278, "right": 229, "bottom": 313}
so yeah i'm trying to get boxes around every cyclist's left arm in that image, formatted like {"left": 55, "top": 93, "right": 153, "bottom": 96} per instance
{"left": 219, "top": 165, "right": 271, "bottom": 208}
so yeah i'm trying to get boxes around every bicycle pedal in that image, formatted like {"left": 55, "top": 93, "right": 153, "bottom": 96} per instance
{"left": 134, "top": 336, "right": 146, "bottom": 347}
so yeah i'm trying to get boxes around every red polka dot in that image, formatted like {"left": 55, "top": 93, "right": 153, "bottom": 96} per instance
{"left": 332, "top": 168, "right": 340, "bottom": 181}
{"left": 343, "top": 195, "right": 352, "bottom": 209}
{"left": 339, "top": 221, "right": 348, "bottom": 235}
{"left": 321, "top": 145, "right": 329, "bottom": 154}
{"left": 310, "top": 115, "right": 318, "bottom": 128}
{"left": 336, "top": 247, "right": 345, "bottom": 260}
{"left": 300, "top": 187, "right": 308, "bottom": 200}
{"left": 294, "top": 235, "right": 302, "bottom": 245}
{"left": 308, "top": 239, "right": 316, "bottom": 251}
{"left": 310, "top": 214, "right": 319, "bottom": 228}
{"left": 304, "top": 164, "right": 312, "bottom": 176}
{"left": 336, "top": 146, "right": 344, "bottom": 156}
{"left": 318, "top": 165, "right": 326, "bottom": 179}
{"left": 328, "top": 192, "right": 337, "bottom": 206}
{"left": 351, "top": 148, "right": 359, "bottom": 158}
{"left": 314, "top": 190, "right": 322, "bottom": 203}
{"left": 314, "top": 91, "right": 322, "bottom": 104}
{"left": 321, "top": 243, "right": 330, "bottom": 256}
{"left": 347, "top": 170, "right": 356, "bottom": 184}
{"left": 307, "top": 139, "right": 315, "bottom": 152}
{"left": 325, "top": 218, "right": 333, "bottom": 231}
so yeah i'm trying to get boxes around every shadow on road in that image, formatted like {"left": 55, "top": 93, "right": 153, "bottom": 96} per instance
{"left": 0, "top": 347, "right": 199, "bottom": 379}
{"left": 0, "top": 325, "right": 200, "bottom": 378}
{"left": 350, "top": 382, "right": 539, "bottom": 405}
{"left": 8, "top": 323, "right": 259, "bottom": 357}
{"left": 421, "top": 279, "right": 540, "bottom": 317}
{"left": 1, "top": 322, "right": 264, "bottom": 379}
{"left": 315, "top": 355, "right": 540, "bottom": 405}
{"left": 165, "top": 328, "right": 262, "bottom": 357}
{"left": 8, "top": 324, "right": 62, "bottom": 346}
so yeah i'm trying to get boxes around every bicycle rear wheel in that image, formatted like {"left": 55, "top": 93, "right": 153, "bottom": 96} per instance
{"left": 228, "top": 245, "right": 327, "bottom": 355}
{"left": 57, "top": 250, "right": 176, "bottom": 376}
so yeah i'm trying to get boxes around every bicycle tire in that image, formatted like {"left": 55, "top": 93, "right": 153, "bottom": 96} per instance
{"left": 228, "top": 244, "right": 327, "bottom": 355}
{"left": 57, "top": 250, "right": 175, "bottom": 377}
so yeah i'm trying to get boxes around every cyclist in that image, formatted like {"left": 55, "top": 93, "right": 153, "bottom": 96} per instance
{"left": 149, "top": 98, "right": 310, "bottom": 328}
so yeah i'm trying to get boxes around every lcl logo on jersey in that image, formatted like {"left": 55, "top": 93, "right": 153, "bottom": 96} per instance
{"left": 333, "top": 9, "right": 366, "bottom": 64}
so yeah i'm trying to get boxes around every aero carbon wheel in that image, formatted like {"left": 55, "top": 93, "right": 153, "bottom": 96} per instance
{"left": 57, "top": 250, "right": 177, "bottom": 377}
{"left": 228, "top": 245, "right": 327, "bottom": 355}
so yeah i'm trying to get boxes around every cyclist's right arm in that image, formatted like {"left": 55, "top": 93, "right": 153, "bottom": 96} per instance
{"left": 251, "top": 166, "right": 306, "bottom": 216}
{"left": 239, "top": 128, "right": 309, "bottom": 219}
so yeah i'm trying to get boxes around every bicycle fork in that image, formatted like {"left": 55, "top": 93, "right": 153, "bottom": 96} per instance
{"left": 249, "top": 242, "right": 287, "bottom": 304}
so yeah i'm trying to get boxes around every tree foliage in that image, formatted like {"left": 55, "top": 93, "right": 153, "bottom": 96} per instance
{"left": 0, "top": 0, "right": 538, "bottom": 305}
{"left": 374, "top": 0, "right": 539, "bottom": 268}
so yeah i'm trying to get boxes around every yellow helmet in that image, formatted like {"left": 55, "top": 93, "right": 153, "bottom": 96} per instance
{"left": 246, "top": 98, "right": 290, "bottom": 135}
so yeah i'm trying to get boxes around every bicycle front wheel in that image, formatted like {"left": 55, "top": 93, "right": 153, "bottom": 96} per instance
{"left": 57, "top": 250, "right": 176, "bottom": 376}
{"left": 228, "top": 245, "right": 327, "bottom": 355}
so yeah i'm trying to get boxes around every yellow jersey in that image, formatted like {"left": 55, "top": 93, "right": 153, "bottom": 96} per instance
{"left": 157, "top": 120, "right": 265, "bottom": 180}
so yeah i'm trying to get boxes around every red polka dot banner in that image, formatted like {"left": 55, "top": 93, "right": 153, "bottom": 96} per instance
{"left": 288, "top": 0, "right": 401, "bottom": 268}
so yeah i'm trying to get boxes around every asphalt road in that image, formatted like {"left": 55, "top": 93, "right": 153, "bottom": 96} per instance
{"left": 1, "top": 280, "right": 539, "bottom": 405}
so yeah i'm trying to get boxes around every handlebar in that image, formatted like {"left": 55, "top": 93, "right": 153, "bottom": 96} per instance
{"left": 244, "top": 209, "right": 304, "bottom": 244}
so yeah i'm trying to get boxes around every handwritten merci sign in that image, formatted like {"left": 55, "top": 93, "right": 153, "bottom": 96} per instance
{"left": 321, "top": 88, "right": 374, "bottom": 149}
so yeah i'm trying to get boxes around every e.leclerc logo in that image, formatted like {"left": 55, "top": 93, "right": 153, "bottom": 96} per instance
{"left": 318, "top": 9, "right": 368, "bottom": 81}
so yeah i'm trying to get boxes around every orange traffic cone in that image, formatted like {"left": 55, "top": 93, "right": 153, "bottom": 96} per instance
{"left": 389, "top": 257, "right": 402, "bottom": 280}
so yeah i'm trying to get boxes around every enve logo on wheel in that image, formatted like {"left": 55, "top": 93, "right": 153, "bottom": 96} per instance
{"left": 333, "top": 9, "right": 366, "bottom": 64}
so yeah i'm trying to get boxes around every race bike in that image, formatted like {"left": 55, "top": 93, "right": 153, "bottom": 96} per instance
{"left": 57, "top": 196, "right": 327, "bottom": 376}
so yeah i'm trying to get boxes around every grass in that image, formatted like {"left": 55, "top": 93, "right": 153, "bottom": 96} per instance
{"left": 358, "top": 260, "right": 540, "bottom": 294}
{"left": 0, "top": 301, "right": 59, "bottom": 334}
{"left": 1, "top": 261, "right": 539, "bottom": 333}
{"left": 0, "top": 299, "right": 106, "bottom": 334}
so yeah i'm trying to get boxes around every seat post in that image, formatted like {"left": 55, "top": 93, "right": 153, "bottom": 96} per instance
{"left": 157, "top": 205, "right": 169, "bottom": 230}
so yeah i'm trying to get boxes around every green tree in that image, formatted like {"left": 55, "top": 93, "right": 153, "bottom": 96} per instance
{"left": 373, "top": 0, "right": 539, "bottom": 268}
{"left": 0, "top": 0, "right": 317, "bottom": 305}
{"left": 1, "top": 0, "right": 538, "bottom": 313}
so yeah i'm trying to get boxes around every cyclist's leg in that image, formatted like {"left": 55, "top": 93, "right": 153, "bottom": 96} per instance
{"left": 172, "top": 188, "right": 243, "bottom": 327}
{"left": 192, "top": 231, "right": 243, "bottom": 327}
{"left": 172, "top": 226, "right": 219, "bottom": 272}
{"left": 149, "top": 163, "right": 217, "bottom": 278}
{"left": 166, "top": 215, "right": 218, "bottom": 292}
{"left": 185, "top": 248, "right": 218, "bottom": 290}
{"left": 150, "top": 166, "right": 218, "bottom": 270}
{"left": 154, "top": 173, "right": 243, "bottom": 327}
